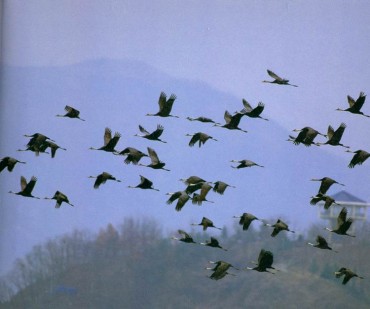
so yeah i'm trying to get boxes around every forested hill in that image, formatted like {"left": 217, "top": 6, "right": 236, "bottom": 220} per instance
{"left": 1, "top": 218, "right": 370, "bottom": 309}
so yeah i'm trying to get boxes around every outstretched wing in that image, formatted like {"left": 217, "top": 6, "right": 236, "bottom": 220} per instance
{"left": 331, "top": 123, "right": 346, "bottom": 142}
{"left": 347, "top": 95, "right": 356, "bottom": 108}
{"left": 138, "top": 125, "right": 150, "bottom": 135}
{"left": 213, "top": 181, "right": 227, "bottom": 195}
{"left": 251, "top": 102, "right": 265, "bottom": 116}
{"left": 178, "top": 229, "right": 191, "bottom": 239}
{"left": 353, "top": 92, "right": 366, "bottom": 111}
{"left": 224, "top": 110, "right": 232, "bottom": 124}
{"left": 104, "top": 128, "right": 112, "bottom": 146}
{"left": 24, "top": 176, "right": 37, "bottom": 194}
{"left": 188, "top": 133, "right": 201, "bottom": 147}
{"left": 260, "top": 250, "right": 274, "bottom": 269}
{"left": 326, "top": 125, "right": 335, "bottom": 140}
{"left": 201, "top": 217, "right": 213, "bottom": 227}
{"left": 337, "top": 207, "right": 347, "bottom": 227}
{"left": 20, "top": 176, "right": 27, "bottom": 191}
{"left": 240, "top": 213, "right": 257, "bottom": 230}
{"left": 139, "top": 175, "right": 153, "bottom": 187}
{"left": 147, "top": 147, "right": 160, "bottom": 165}
{"left": 166, "top": 191, "right": 181, "bottom": 204}
{"left": 149, "top": 124, "right": 164, "bottom": 139}
{"left": 310, "top": 194, "right": 323, "bottom": 205}
{"left": 162, "top": 94, "right": 177, "bottom": 115}
{"left": 342, "top": 273, "right": 352, "bottom": 285}
{"left": 242, "top": 99, "right": 253, "bottom": 112}
{"left": 0, "top": 157, "right": 9, "bottom": 172}
{"left": 158, "top": 92, "right": 167, "bottom": 111}
{"left": 267, "top": 69, "right": 284, "bottom": 81}
{"left": 316, "top": 235, "right": 328, "bottom": 247}
{"left": 65, "top": 105, "right": 80, "bottom": 117}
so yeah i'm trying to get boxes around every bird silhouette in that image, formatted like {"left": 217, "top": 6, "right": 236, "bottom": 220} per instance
{"left": 335, "top": 267, "right": 364, "bottom": 285}
{"left": 346, "top": 149, "right": 370, "bottom": 168}
{"left": 288, "top": 127, "right": 326, "bottom": 146}
{"left": 191, "top": 217, "right": 222, "bottom": 230}
{"left": 307, "top": 235, "right": 337, "bottom": 252}
{"left": 310, "top": 193, "right": 339, "bottom": 210}
{"left": 212, "top": 181, "right": 235, "bottom": 195}
{"left": 200, "top": 237, "right": 227, "bottom": 251}
{"left": 231, "top": 159, "right": 264, "bottom": 169}
{"left": 186, "top": 116, "right": 220, "bottom": 124}
{"left": 166, "top": 191, "right": 192, "bottom": 211}
{"left": 325, "top": 207, "right": 355, "bottom": 237}
{"left": 336, "top": 92, "right": 370, "bottom": 117}
{"left": 19, "top": 133, "right": 54, "bottom": 156}
{"left": 18, "top": 143, "right": 49, "bottom": 156}
{"left": 24, "top": 133, "right": 54, "bottom": 147}
{"left": 128, "top": 175, "right": 159, "bottom": 191}
{"left": 265, "top": 219, "right": 295, "bottom": 237}
{"left": 206, "top": 260, "right": 239, "bottom": 280}
{"left": 88, "top": 172, "right": 122, "bottom": 189}
{"left": 240, "top": 99, "right": 268, "bottom": 121}
{"left": 213, "top": 110, "right": 248, "bottom": 133}
{"left": 39, "top": 141, "right": 67, "bottom": 158}
{"left": 186, "top": 132, "right": 217, "bottom": 147}
{"left": 206, "top": 260, "right": 238, "bottom": 272}
{"left": 263, "top": 69, "right": 298, "bottom": 87}
{"left": 0, "top": 157, "right": 26, "bottom": 173}
{"left": 179, "top": 176, "right": 206, "bottom": 186}
{"left": 139, "top": 147, "right": 170, "bottom": 171}
{"left": 233, "top": 213, "right": 262, "bottom": 231}
{"left": 89, "top": 127, "right": 121, "bottom": 153}
{"left": 310, "top": 177, "right": 344, "bottom": 195}
{"left": 44, "top": 191, "right": 74, "bottom": 208}
{"left": 146, "top": 92, "right": 178, "bottom": 118}
{"left": 9, "top": 176, "right": 40, "bottom": 199}
{"left": 316, "top": 123, "right": 350, "bottom": 148}
{"left": 191, "top": 182, "right": 214, "bottom": 205}
{"left": 56, "top": 105, "right": 85, "bottom": 121}
{"left": 209, "top": 270, "right": 235, "bottom": 280}
{"left": 246, "top": 249, "right": 277, "bottom": 273}
{"left": 171, "top": 230, "right": 196, "bottom": 244}
{"left": 135, "top": 124, "right": 166, "bottom": 143}
{"left": 117, "top": 147, "right": 148, "bottom": 165}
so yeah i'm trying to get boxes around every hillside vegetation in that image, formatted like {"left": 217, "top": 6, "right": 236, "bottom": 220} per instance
{"left": 1, "top": 218, "right": 369, "bottom": 308}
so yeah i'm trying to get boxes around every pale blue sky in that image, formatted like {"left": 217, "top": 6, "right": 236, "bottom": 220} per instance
{"left": 3, "top": 1, "right": 370, "bottom": 132}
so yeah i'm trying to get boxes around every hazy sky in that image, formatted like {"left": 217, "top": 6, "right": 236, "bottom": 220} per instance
{"left": 2, "top": 1, "right": 370, "bottom": 276}
{"left": 3, "top": 1, "right": 370, "bottom": 132}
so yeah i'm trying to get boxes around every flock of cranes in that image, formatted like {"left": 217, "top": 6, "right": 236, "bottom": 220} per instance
{"left": 1, "top": 69, "right": 367, "bottom": 285}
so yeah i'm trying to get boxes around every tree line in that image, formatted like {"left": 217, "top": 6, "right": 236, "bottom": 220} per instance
{"left": 1, "top": 218, "right": 370, "bottom": 308}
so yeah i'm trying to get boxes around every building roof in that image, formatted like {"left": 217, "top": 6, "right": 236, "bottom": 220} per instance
{"left": 331, "top": 190, "right": 367, "bottom": 204}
